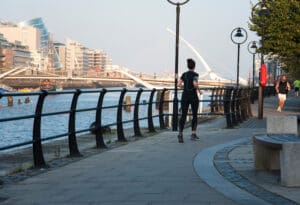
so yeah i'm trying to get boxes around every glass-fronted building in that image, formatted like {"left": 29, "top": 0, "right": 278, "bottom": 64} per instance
{"left": 19, "top": 18, "right": 48, "bottom": 48}
{"left": 19, "top": 18, "right": 61, "bottom": 69}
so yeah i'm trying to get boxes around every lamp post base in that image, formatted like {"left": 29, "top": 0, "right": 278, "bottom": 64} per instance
{"left": 258, "top": 85, "right": 264, "bottom": 119}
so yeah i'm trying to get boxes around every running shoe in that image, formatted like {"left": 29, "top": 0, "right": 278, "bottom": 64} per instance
{"left": 191, "top": 134, "right": 200, "bottom": 141}
{"left": 177, "top": 133, "right": 184, "bottom": 143}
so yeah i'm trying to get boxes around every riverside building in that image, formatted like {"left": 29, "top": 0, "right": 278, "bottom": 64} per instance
{"left": 18, "top": 17, "right": 62, "bottom": 70}
{"left": 0, "top": 33, "right": 31, "bottom": 70}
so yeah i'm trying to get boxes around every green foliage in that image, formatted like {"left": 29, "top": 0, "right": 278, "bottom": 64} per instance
{"left": 8, "top": 166, "right": 25, "bottom": 175}
{"left": 249, "top": 0, "right": 300, "bottom": 78}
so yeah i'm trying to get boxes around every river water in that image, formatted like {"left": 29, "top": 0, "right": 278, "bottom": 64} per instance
{"left": 0, "top": 88, "right": 210, "bottom": 149}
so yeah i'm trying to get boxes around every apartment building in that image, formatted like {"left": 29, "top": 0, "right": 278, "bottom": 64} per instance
{"left": 88, "top": 49, "right": 112, "bottom": 71}
{"left": 0, "top": 21, "right": 42, "bottom": 70}
{"left": 12, "top": 41, "right": 32, "bottom": 68}
{"left": 65, "top": 39, "right": 89, "bottom": 77}
{"left": 0, "top": 33, "right": 31, "bottom": 70}
{"left": 0, "top": 23, "right": 41, "bottom": 51}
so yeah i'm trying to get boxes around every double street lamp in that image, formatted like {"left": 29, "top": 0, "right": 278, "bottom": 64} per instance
{"left": 167, "top": 0, "right": 190, "bottom": 131}
{"left": 247, "top": 41, "right": 258, "bottom": 88}
{"left": 251, "top": 0, "right": 270, "bottom": 119}
{"left": 231, "top": 27, "right": 248, "bottom": 87}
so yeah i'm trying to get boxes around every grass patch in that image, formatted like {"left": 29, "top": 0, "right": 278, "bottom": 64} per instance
{"left": 8, "top": 166, "right": 25, "bottom": 175}
{"left": 148, "top": 132, "right": 158, "bottom": 137}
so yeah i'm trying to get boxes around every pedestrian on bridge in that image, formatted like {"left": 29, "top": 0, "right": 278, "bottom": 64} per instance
{"left": 177, "top": 58, "right": 202, "bottom": 143}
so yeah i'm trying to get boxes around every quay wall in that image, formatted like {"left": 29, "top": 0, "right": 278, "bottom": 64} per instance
{"left": 0, "top": 79, "right": 128, "bottom": 89}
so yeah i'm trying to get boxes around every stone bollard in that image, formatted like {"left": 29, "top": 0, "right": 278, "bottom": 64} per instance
{"left": 267, "top": 116, "right": 299, "bottom": 136}
{"left": 163, "top": 91, "right": 170, "bottom": 111}
{"left": 156, "top": 90, "right": 170, "bottom": 111}
{"left": 124, "top": 96, "right": 131, "bottom": 112}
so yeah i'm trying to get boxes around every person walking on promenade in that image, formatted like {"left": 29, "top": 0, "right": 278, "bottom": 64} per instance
{"left": 177, "top": 58, "right": 202, "bottom": 143}
{"left": 275, "top": 74, "right": 291, "bottom": 112}
{"left": 293, "top": 79, "right": 300, "bottom": 97}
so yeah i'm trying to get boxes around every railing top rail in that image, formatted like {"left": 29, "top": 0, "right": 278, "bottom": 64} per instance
{"left": 0, "top": 87, "right": 254, "bottom": 100}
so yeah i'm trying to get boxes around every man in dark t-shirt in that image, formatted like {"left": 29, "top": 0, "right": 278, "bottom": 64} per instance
{"left": 177, "top": 58, "right": 202, "bottom": 143}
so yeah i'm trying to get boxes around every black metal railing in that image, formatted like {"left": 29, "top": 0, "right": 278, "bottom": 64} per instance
{"left": 250, "top": 85, "right": 276, "bottom": 103}
{"left": 0, "top": 87, "right": 253, "bottom": 168}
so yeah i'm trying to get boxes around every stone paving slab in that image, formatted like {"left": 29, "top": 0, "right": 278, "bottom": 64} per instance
{"left": 0, "top": 117, "right": 240, "bottom": 205}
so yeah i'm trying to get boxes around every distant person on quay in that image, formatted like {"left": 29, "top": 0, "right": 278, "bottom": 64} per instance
{"left": 275, "top": 74, "right": 291, "bottom": 112}
{"left": 293, "top": 79, "right": 300, "bottom": 97}
{"left": 177, "top": 58, "right": 202, "bottom": 143}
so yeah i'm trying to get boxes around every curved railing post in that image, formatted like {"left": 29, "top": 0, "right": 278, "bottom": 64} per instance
{"left": 224, "top": 88, "right": 233, "bottom": 128}
{"left": 210, "top": 88, "right": 216, "bottom": 113}
{"left": 250, "top": 88, "right": 255, "bottom": 104}
{"left": 147, "top": 88, "right": 156, "bottom": 133}
{"left": 231, "top": 88, "right": 238, "bottom": 126}
{"left": 217, "top": 88, "right": 221, "bottom": 112}
{"left": 245, "top": 88, "right": 251, "bottom": 119}
{"left": 33, "top": 90, "right": 48, "bottom": 168}
{"left": 241, "top": 88, "right": 248, "bottom": 120}
{"left": 235, "top": 88, "right": 242, "bottom": 123}
{"left": 68, "top": 89, "right": 82, "bottom": 157}
{"left": 134, "top": 88, "right": 143, "bottom": 137}
{"left": 241, "top": 88, "right": 245, "bottom": 120}
{"left": 117, "top": 88, "right": 127, "bottom": 142}
{"left": 246, "top": 88, "right": 253, "bottom": 118}
{"left": 95, "top": 89, "right": 107, "bottom": 148}
{"left": 239, "top": 88, "right": 245, "bottom": 121}
{"left": 159, "top": 88, "right": 167, "bottom": 130}
{"left": 216, "top": 88, "right": 222, "bottom": 112}
{"left": 219, "top": 88, "right": 225, "bottom": 112}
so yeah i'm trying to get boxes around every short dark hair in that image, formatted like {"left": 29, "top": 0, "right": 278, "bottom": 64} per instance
{"left": 187, "top": 58, "right": 195, "bottom": 69}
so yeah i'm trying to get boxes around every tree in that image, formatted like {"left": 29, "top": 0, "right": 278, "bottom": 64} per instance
{"left": 249, "top": 0, "right": 300, "bottom": 78}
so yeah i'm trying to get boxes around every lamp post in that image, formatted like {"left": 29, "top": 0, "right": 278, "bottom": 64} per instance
{"left": 247, "top": 41, "right": 258, "bottom": 88}
{"left": 251, "top": 0, "right": 270, "bottom": 119}
{"left": 167, "top": 0, "right": 190, "bottom": 131}
{"left": 230, "top": 27, "right": 248, "bottom": 87}
{"left": 248, "top": 41, "right": 258, "bottom": 104}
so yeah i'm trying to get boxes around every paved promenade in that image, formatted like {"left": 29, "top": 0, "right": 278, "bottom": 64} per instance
{"left": 0, "top": 94, "right": 299, "bottom": 205}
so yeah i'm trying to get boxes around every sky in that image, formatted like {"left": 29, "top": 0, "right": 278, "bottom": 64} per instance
{"left": 1, "top": 0, "right": 259, "bottom": 81}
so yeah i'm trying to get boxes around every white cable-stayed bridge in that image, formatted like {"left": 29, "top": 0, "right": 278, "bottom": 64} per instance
{"left": 166, "top": 28, "right": 248, "bottom": 85}
{"left": 0, "top": 30, "right": 241, "bottom": 90}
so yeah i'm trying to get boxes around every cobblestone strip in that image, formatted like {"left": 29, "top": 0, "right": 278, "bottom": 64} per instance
{"left": 239, "top": 118, "right": 266, "bottom": 128}
{"left": 214, "top": 142, "right": 299, "bottom": 205}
